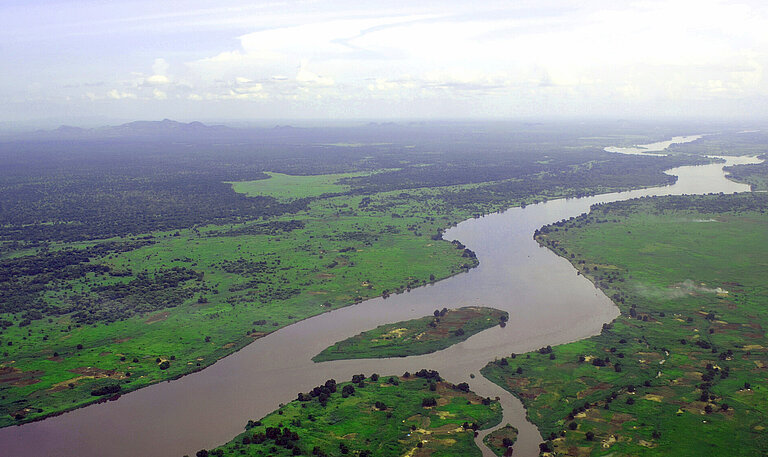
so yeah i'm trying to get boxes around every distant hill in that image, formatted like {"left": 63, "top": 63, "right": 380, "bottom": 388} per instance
{"left": 19, "top": 119, "right": 238, "bottom": 141}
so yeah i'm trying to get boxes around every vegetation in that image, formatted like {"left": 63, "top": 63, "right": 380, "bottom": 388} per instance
{"left": 229, "top": 171, "right": 373, "bottom": 202}
{"left": 482, "top": 193, "right": 768, "bottom": 456}
{"left": 198, "top": 371, "right": 502, "bottom": 457}
{"left": 0, "top": 122, "right": 709, "bottom": 426}
{"left": 313, "top": 307, "right": 508, "bottom": 362}
{"left": 482, "top": 424, "right": 518, "bottom": 457}
{"left": 727, "top": 159, "right": 768, "bottom": 191}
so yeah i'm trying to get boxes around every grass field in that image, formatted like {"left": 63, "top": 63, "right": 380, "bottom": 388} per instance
{"left": 201, "top": 372, "right": 502, "bottom": 457}
{"left": 481, "top": 193, "right": 768, "bottom": 456}
{"left": 229, "top": 172, "right": 372, "bottom": 201}
{"left": 313, "top": 307, "right": 508, "bottom": 362}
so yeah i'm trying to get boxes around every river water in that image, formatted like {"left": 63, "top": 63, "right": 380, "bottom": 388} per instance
{"left": 0, "top": 142, "right": 760, "bottom": 457}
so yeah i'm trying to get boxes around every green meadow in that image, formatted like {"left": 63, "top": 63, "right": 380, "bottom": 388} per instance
{"left": 313, "top": 307, "right": 508, "bottom": 362}
{"left": 482, "top": 193, "right": 768, "bottom": 456}
{"left": 202, "top": 372, "right": 502, "bottom": 457}
{"left": 229, "top": 172, "right": 372, "bottom": 201}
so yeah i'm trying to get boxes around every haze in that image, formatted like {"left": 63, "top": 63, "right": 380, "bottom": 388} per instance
{"left": 2, "top": 0, "right": 768, "bottom": 126}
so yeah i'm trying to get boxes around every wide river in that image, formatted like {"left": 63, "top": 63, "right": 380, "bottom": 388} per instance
{"left": 1, "top": 141, "right": 760, "bottom": 457}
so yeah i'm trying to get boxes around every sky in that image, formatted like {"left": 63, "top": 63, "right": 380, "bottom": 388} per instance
{"left": 1, "top": 0, "right": 767, "bottom": 125}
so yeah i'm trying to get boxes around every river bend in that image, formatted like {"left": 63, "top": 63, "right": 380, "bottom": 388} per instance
{"left": 0, "top": 142, "right": 759, "bottom": 457}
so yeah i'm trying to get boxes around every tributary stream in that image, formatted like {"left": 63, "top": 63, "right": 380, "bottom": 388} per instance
{"left": 0, "top": 139, "right": 760, "bottom": 457}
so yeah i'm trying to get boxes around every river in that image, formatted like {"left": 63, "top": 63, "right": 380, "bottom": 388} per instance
{"left": 0, "top": 140, "right": 760, "bottom": 457}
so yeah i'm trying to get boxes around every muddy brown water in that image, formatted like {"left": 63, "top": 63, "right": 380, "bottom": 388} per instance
{"left": 0, "top": 149, "right": 759, "bottom": 457}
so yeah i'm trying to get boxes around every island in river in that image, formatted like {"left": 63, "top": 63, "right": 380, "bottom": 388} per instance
{"left": 313, "top": 307, "right": 508, "bottom": 362}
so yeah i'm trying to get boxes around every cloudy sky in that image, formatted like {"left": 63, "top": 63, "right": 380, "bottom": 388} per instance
{"left": 2, "top": 0, "right": 767, "bottom": 124}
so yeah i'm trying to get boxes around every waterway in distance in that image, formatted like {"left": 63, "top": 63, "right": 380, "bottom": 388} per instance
{"left": 0, "top": 139, "right": 760, "bottom": 457}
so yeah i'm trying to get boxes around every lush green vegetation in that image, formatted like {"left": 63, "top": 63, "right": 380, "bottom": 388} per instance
{"left": 230, "top": 172, "right": 373, "bottom": 202}
{"left": 727, "top": 158, "right": 768, "bottom": 192}
{"left": 196, "top": 371, "right": 501, "bottom": 457}
{"left": 482, "top": 193, "right": 768, "bottom": 456}
{"left": 0, "top": 122, "right": 710, "bottom": 427}
{"left": 314, "top": 307, "right": 508, "bottom": 362}
{"left": 483, "top": 424, "right": 518, "bottom": 457}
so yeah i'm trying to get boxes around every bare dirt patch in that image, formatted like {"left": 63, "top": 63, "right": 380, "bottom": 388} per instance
{"left": 0, "top": 366, "right": 43, "bottom": 387}
{"left": 145, "top": 311, "right": 170, "bottom": 324}
{"left": 70, "top": 367, "right": 116, "bottom": 378}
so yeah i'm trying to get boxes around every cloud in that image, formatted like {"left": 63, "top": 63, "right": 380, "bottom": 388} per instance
{"left": 10, "top": 1, "right": 767, "bottom": 119}
{"left": 145, "top": 74, "right": 170, "bottom": 85}
{"left": 296, "top": 60, "right": 334, "bottom": 86}
{"left": 152, "top": 58, "right": 170, "bottom": 76}
{"left": 107, "top": 89, "right": 137, "bottom": 100}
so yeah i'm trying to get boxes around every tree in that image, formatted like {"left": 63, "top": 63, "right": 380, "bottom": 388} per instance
{"left": 341, "top": 384, "right": 355, "bottom": 398}
{"left": 585, "top": 431, "right": 595, "bottom": 441}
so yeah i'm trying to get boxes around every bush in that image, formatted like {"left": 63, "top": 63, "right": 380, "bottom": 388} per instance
{"left": 90, "top": 384, "right": 121, "bottom": 396}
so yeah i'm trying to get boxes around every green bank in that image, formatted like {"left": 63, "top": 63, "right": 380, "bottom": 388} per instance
{"left": 482, "top": 193, "right": 768, "bottom": 456}
{"left": 198, "top": 371, "right": 501, "bottom": 457}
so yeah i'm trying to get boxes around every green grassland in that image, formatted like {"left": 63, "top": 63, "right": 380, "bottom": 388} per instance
{"left": 201, "top": 372, "right": 502, "bottom": 457}
{"left": 482, "top": 424, "right": 518, "bottom": 456}
{"left": 481, "top": 193, "right": 768, "bottom": 456}
{"left": 229, "top": 172, "right": 372, "bottom": 201}
{"left": 313, "top": 307, "right": 508, "bottom": 362}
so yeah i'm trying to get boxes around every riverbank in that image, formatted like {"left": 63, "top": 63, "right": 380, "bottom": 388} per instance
{"left": 483, "top": 193, "right": 768, "bottom": 455}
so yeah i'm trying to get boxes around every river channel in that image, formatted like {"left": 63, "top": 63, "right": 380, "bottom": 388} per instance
{"left": 0, "top": 141, "right": 760, "bottom": 457}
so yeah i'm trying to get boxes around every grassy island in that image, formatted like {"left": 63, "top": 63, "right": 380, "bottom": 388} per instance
{"left": 313, "top": 307, "right": 508, "bottom": 362}
{"left": 482, "top": 424, "right": 518, "bottom": 456}
{"left": 199, "top": 371, "right": 502, "bottom": 457}
{"left": 482, "top": 193, "right": 768, "bottom": 456}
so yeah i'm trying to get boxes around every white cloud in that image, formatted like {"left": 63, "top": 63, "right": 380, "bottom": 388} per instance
{"left": 296, "top": 60, "right": 334, "bottom": 86}
{"left": 17, "top": 0, "right": 766, "bottom": 119}
{"left": 152, "top": 58, "right": 170, "bottom": 76}
{"left": 145, "top": 74, "right": 170, "bottom": 85}
{"left": 107, "top": 89, "right": 137, "bottom": 99}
